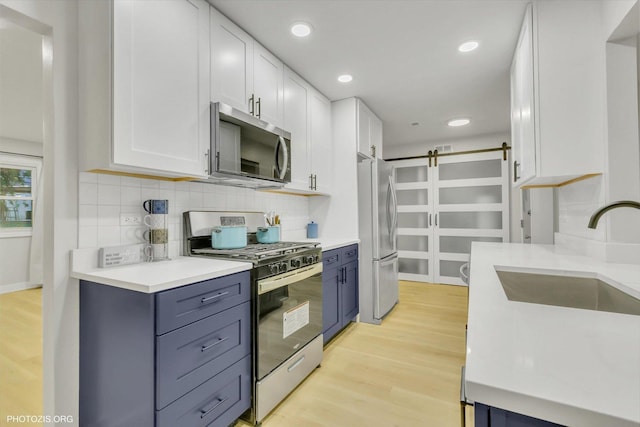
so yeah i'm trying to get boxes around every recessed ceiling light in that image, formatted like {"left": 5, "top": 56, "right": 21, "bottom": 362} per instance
{"left": 448, "top": 118, "right": 471, "bottom": 127}
{"left": 337, "top": 74, "right": 353, "bottom": 83}
{"left": 458, "top": 41, "right": 479, "bottom": 53}
{"left": 290, "top": 22, "right": 312, "bottom": 37}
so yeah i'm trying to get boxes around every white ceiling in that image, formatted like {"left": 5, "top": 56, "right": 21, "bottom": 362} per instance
{"left": 209, "top": 0, "right": 529, "bottom": 151}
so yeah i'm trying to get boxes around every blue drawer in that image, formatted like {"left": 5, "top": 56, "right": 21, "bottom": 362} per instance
{"left": 156, "top": 355, "right": 251, "bottom": 427}
{"left": 322, "top": 248, "right": 341, "bottom": 269}
{"left": 341, "top": 244, "right": 358, "bottom": 263}
{"left": 155, "top": 271, "right": 250, "bottom": 335}
{"left": 156, "top": 301, "right": 250, "bottom": 409}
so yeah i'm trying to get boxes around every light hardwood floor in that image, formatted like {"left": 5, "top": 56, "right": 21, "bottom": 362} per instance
{"left": 0, "top": 288, "right": 43, "bottom": 427}
{"left": 0, "top": 283, "right": 469, "bottom": 427}
{"left": 238, "top": 280, "right": 471, "bottom": 427}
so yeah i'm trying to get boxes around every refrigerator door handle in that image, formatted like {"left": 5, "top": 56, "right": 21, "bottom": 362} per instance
{"left": 390, "top": 178, "right": 398, "bottom": 246}
{"left": 379, "top": 253, "right": 398, "bottom": 266}
{"left": 386, "top": 177, "right": 394, "bottom": 246}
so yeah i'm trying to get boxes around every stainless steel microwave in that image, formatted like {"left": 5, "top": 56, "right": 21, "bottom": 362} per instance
{"left": 208, "top": 102, "right": 291, "bottom": 187}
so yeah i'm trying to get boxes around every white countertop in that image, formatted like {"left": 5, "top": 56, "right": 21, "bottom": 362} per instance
{"left": 466, "top": 242, "right": 640, "bottom": 427}
{"left": 298, "top": 238, "right": 360, "bottom": 252}
{"left": 70, "top": 249, "right": 252, "bottom": 293}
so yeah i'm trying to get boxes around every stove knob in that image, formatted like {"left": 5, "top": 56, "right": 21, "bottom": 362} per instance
{"left": 313, "top": 255, "right": 319, "bottom": 263}
{"left": 269, "top": 264, "right": 279, "bottom": 274}
{"left": 279, "top": 262, "right": 288, "bottom": 272}
{"left": 305, "top": 256, "right": 314, "bottom": 264}
{"left": 290, "top": 258, "right": 301, "bottom": 268}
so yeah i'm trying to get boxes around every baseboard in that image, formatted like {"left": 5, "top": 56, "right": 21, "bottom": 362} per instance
{"left": 0, "top": 281, "right": 42, "bottom": 295}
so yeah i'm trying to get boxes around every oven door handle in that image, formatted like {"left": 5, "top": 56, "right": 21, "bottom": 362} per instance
{"left": 258, "top": 263, "right": 323, "bottom": 295}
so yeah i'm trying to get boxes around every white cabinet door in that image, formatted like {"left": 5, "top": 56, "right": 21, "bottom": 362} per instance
{"left": 253, "top": 43, "right": 284, "bottom": 128}
{"left": 370, "top": 114, "right": 383, "bottom": 159}
{"left": 210, "top": 7, "right": 253, "bottom": 114}
{"left": 309, "top": 89, "right": 333, "bottom": 193}
{"left": 356, "top": 99, "right": 382, "bottom": 159}
{"left": 510, "top": 4, "right": 536, "bottom": 186}
{"left": 113, "top": 0, "right": 209, "bottom": 177}
{"left": 356, "top": 100, "right": 372, "bottom": 159}
{"left": 283, "top": 67, "right": 310, "bottom": 191}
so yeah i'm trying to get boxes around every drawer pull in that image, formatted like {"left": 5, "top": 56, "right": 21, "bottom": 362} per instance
{"left": 201, "top": 291, "right": 230, "bottom": 304}
{"left": 346, "top": 250, "right": 356, "bottom": 257}
{"left": 200, "top": 396, "right": 228, "bottom": 419}
{"left": 201, "top": 336, "right": 229, "bottom": 352}
{"left": 287, "top": 355, "right": 305, "bottom": 372}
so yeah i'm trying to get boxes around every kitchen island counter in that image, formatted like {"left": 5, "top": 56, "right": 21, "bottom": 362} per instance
{"left": 466, "top": 242, "right": 640, "bottom": 427}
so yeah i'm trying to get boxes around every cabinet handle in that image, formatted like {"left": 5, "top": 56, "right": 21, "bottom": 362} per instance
{"left": 249, "top": 94, "right": 255, "bottom": 115}
{"left": 312, "top": 174, "right": 317, "bottom": 190}
{"left": 429, "top": 213, "right": 432, "bottom": 227}
{"left": 287, "top": 355, "right": 305, "bottom": 372}
{"left": 435, "top": 213, "right": 438, "bottom": 227}
{"left": 204, "top": 149, "right": 210, "bottom": 174}
{"left": 371, "top": 145, "right": 376, "bottom": 158}
{"left": 201, "top": 336, "right": 229, "bottom": 352}
{"left": 201, "top": 291, "right": 229, "bottom": 304}
{"left": 200, "top": 396, "right": 228, "bottom": 418}
{"left": 513, "top": 160, "right": 520, "bottom": 182}
{"left": 309, "top": 174, "right": 313, "bottom": 190}
{"left": 256, "top": 97, "right": 261, "bottom": 118}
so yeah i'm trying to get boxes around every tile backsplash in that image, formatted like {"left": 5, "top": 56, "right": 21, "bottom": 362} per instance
{"left": 78, "top": 172, "right": 310, "bottom": 257}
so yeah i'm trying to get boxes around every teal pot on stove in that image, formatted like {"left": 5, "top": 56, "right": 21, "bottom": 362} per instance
{"left": 211, "top": 226, "right": 247, "bottom": 249}
{"left": 256, "top": 226, "right": 280, "bottom": 243}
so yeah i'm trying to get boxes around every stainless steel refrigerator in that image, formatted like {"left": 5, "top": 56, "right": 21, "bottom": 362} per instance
{"left": 358, "top": 157, "right": 399, "bottom": 325}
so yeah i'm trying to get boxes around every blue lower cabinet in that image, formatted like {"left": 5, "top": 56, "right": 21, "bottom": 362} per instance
{"left": 156, "top": 356, "right": 251, "bottom": 427}
{"left": 322, "top": 244, "right": 359, "bottom": 344}
{"left": 80, "top": 271, "right": 251, "bottom": 427}
{"left": 475, "top": 403, "right": 565, "bottom": 427}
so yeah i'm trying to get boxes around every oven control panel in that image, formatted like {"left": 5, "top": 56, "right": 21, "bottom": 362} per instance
{"left": 257, "top": 250, "right": 321, "bottom": 279}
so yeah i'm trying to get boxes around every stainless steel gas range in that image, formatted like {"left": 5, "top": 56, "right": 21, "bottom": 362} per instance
{"left": 184, "top": 211, "right": 323, "bottom": 425}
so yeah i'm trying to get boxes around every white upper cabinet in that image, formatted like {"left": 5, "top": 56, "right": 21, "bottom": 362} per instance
{"left": 309, "top": 89, "right": 333, "bottom": 193}
{"left": 356, "top": 99, "right": 383, "bottom": 159}
{"left": 210, "top": 8, "right": 284, "bottom": 128}
{"left": 79, "top": 0, "right": 211, "bottom": 179}
{"left": 283, "top": 66, "right": 332, "bottom": 194}
{"left": 510, "top": 1, "right": 605, "bottom": 187}
{"left": 210, "top": 8, "right": 253, "bottom": 113}
{"left": 510, "top": 4, "right": 536, "bottom": 185}
{"left": 284, "top": 67, "right": 311, "bottom": 190}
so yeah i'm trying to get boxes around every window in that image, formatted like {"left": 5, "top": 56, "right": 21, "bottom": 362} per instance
{"left": 0, "top": 156, "right": 40, "bottom": 237}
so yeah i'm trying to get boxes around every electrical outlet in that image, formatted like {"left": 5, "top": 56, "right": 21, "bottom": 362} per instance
{"left": 120, "top": 213, "right": 142, "bottom": 226}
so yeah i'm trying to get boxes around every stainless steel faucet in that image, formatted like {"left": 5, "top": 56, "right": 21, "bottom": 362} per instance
{"left": 587, "top": 200, "right": 640, "bottom": 229}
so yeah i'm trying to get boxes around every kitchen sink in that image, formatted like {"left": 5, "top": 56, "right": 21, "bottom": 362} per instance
{"left": 495, "top": 269, "right": 640, "bottom": 315}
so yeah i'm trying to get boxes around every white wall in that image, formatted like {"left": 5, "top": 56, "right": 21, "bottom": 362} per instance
{"left": 556, "top": 0, "right": 640, "bottom": 246}
{"left": 0, "top": 236, "right": 30, "bottom": 289}
{"left": 0, "top": 22, "right": 44, "bottom": 292}
{"left": 0, "top": 1, "right": 79, "bottom": 425}
{"left": 77, "top": 173, "right": 311, "bottom": 252}
{"left": 383, "top": 132, "right": 509, "bottom": 160}
{"left": 0, "top": 23, "right": 43, "bottom": 146}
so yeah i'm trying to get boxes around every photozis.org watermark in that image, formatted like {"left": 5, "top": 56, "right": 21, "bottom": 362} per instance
{"left": 5, "top": 415, "right": 74, "bottom": 424}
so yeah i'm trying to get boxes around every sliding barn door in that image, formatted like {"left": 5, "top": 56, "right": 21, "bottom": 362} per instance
{"left": 391, "top": 149, "right": 510, "bottom": 286}
{"left": 433, "top": 151, "right": 510, "bottom": 285}
{"left": 394, "top": 159, "right": 433, "bottom": 282}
